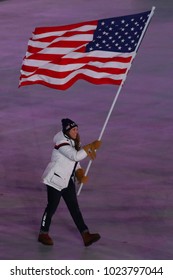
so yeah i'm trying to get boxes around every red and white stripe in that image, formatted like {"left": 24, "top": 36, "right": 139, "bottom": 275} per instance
{"left": 19, "top": 20, "right": 134, "bottom": 90}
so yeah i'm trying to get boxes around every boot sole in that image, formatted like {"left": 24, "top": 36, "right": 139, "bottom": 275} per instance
{"left": 38, "top": 238, "right": 53, "bottom": 246}
{"left": 84, "top": 236, "right": 101, "bottom": 247}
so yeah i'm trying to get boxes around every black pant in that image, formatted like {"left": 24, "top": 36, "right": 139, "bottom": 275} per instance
{"left": 40, "top": 178, "right": 88, "bottom": 234}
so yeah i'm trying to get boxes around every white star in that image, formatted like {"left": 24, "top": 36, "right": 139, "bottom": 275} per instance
{"left": 121, "top": 20, "right": 125, "bottom": 23}
{"left": 101, "top": 21, "right": 105, "bottom": 25}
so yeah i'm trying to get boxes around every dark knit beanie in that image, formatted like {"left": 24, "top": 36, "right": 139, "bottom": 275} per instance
{"left": 61, "top": 118, "right": 78, "bottom": 134}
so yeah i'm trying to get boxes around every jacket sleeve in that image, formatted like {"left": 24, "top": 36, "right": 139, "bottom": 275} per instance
{"left": 58, "top": 144, "right": 87, "bottom": 162}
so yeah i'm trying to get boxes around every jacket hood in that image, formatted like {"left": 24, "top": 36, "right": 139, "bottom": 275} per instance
{"left": 53, "top": 131, "right": 64, "bottom": 143}
{"left": 53, "top": 131, "right": 73, "bottom": 144}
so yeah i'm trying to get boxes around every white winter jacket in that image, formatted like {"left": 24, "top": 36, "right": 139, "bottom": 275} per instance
{"left": 42, "top": 131, "right": 87, "bottom": 191}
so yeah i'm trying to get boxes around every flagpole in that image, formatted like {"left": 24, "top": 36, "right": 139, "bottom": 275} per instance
{"left": 77, "top": 6, "right": 155, "bottom": 196}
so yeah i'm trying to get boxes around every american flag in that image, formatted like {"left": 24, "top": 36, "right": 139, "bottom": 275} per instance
{"left": 19, "top": 10, "right": 151, "bottom": 90}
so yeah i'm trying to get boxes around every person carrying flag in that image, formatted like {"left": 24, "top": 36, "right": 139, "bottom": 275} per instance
{"left": 38, "top": 118, "right": 101, "bottom": 246}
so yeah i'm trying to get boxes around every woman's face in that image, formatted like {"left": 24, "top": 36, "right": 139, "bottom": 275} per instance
{"left": 68, "top": 127, "right": 78, "bottom": 140}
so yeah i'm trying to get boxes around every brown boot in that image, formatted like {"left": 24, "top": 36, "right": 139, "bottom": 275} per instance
{"left": 82, "top": 231, "right": 101, "bottom": 247}
{"left": 38, "top": 233, "right": 53, "bottom": 245}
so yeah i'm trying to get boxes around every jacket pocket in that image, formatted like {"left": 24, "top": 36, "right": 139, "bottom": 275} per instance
{"left": 50, "top": 173, "right": 66, "bottom": 189}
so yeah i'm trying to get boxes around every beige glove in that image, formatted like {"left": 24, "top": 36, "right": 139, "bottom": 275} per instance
{"left": 83, "top": 140, "right": 101, "bottom": 160}
{"left": 75, "top": 168, "right": 88, "bottom": 184}
{"left": 91, "top": 140, "right": 102, "bottom": 150}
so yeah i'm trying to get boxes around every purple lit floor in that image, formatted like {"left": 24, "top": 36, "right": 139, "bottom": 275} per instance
{"left": 1, "top": 0, "right": 173, "bottom": 260}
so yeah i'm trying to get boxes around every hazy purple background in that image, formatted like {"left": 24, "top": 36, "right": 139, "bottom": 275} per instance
{"left": 0, "top": 0, "right": 173, "bottom": 259}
